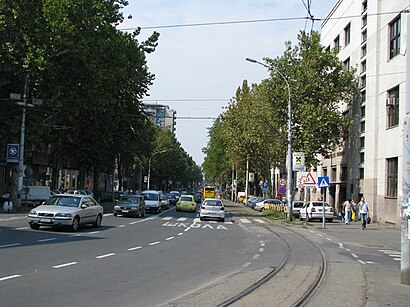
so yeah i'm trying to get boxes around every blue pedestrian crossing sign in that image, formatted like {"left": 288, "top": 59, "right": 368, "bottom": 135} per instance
{"left": 317, "top": 176, "right": 330, "bottom": 188}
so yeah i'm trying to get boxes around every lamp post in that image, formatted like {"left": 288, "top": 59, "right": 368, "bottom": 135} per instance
{"left": 246, "top": 57, "right": 293, "bottom": 221}
{"left": 147, "top": 150, "right": 167, "bottom": 190}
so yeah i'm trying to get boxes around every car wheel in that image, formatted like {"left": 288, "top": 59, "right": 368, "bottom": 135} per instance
{"left": 327, "top": 218, "right": 333, "bottom": 222}
{"left": 299, "top": 213, "right": 303, "bottom": 221}
{"left": 113, "top": 212, "right": 117, "bottom": 217}
{"left": 220, "top": 217, "right": 225, "bottom": 222}
{"left": 30, "top": 223, "right": 40, "bottom": 230}
{"left": 71, "top": 216, "right": 80, "bottom": 231}
{"left": 93, "top": 214, "right": 102, "bottom": 228}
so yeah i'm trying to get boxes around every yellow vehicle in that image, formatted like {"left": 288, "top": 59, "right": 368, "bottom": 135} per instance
{"left": 176, "top": 195, "right": 197, "bottom": 212}
{"left": 203, "top": 186, "right": 215, "bottom": 199}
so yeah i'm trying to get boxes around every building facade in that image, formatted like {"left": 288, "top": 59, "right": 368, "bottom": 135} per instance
{"left": 143, "top": 104, "right": 177, "bottom": 132}
{"left": 320, "top": 0, "right": 407, "bottom": 225}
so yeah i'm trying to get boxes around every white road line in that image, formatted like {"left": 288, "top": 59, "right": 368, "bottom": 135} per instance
{"left": 68, "top": 234, "right": 81, "bottom": 237}
{"left": 260, "top": 242, "right": 265, "bottom": 247}
{"left": 127, "top": 246, "right": 143, "bottom": 251}
{"left": 178, "top": 232, "right": 184, "bottom": 236}
{"left": 193, "top": 218, "right": 201, "bottom": 223}
{"left": 394, "top": 258, "right": 401, "bottom": 261}
{"left": 326, "top": 238, "right": 332, "bottom": 241}
{"left": 252, "top": 254, "right": 260, "bottom": 260}
{"left": 149, "top": 241, "right": 160, "bottom": 246}
{"left": 366, "top": 261, "right": 375, "bottom": 264}
{"left": 165, "top": 237, "right": 175, "bottom": 241}
{"left": 88, "top": 231, "right": 100, "bottom": 235}
{"left": 162, "top": 217, "right": 172, "bottom": 221}
{"left": 37, "top": 238, "right": 56, "bottom": 243}
{"left": 209, "top": 221, "right": 217, "bottom": 224}
{"left": 317, "top": 234, "right": 323, "bottom": 237}
{"left": 259, "top": 248, "right": 264, "bottom": 253}
{"left": 358, "top": 260, "right": 366, "bottom": 265}
{"left": 254, "top": 219, "right": 265, "bottom": 224}
{"left": 118, "top": 225, "right": 125, "bottom": 228}
{"left": 184, "top": 227, "right": 191, "bottom": 232}
{"left": 53, "top": 262, "right": 77, "bottom": 269}
{"left": 0, "top": 275, "right": 21, "bottom": 282}
{"left": 379, "top": 249, "right": 395, "bottom": 252}
{"left": 177, "top": 217, "right": 187, "bottom": 221}
{"left": 96, "top": 253, "right": 116, "bottom": 259}
{"left": 0, "top": 243, "right": 22, "bottom": 248}
{"left": 338, "top": 243, "right": 344, "bottom": 248}
{"left": 346, "top": 248, "right": 351, "bottom": 252}
{"left": 103, "top": 213, "right": 112, "bottom": 217}
{"left": 129, "top": 221, "right": 140, "bottom": 225}
{"left": 224, "top": 221, "right": 233, "bottom": 225}
{"left": 239, "top": 218, "right": 251, "bottom": 224}
{"left": 243, "top": 262, "right": 251, "bottom": 267}
{"left": 15, "top": 227, "right": 29, "bottom": 230}
{"left": 351, "top": 253, "right": 359, "bottom": 258}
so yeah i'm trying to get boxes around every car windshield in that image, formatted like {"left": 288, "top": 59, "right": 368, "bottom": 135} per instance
{"left": 123, "top": 196, "right": 140, "bottom": 203}
{"left": 293, "top": 202, "right": 304, "bottom": 208}
{"left": 181, "top": 196, "right": 193, "bottom": 202}
{"left": 144, "top": 193, "right": 158, "bottom": 201}
{"left": 312, "top": 202, "right": 330, "bottom": 207}
{"left": 44, "top": 196, "right": 80, "bottom": 208}
{"left": 204, "top": 199, "right": 222, "bottom": 206}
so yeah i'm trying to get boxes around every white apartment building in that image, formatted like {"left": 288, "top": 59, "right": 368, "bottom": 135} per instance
{"left": 319, "top": 0, "right": 408, "bottom": 225}
{"left": 143, "top": 103, "right": 177, "bottom": 132}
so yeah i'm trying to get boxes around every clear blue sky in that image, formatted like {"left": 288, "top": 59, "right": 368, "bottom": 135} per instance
{"left": 119, "top": 0, "right": 338, "bottom": 166}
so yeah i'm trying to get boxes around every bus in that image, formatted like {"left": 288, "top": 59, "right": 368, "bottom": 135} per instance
{"left": 203, "top": 186, "right": 216, "bottom": 199}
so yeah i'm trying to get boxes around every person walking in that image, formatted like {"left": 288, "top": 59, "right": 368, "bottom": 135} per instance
{"left": 344, "top": 199, "right": 352, "bottom": 224}
{"left": 351, "top": 198, "right": 358, "bottom": 222}
{"left": 358, "top": 196, "right": 370, "bottom": 230}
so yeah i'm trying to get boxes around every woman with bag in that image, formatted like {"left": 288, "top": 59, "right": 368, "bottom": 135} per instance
{"left": 358, "top": 196, "right": 370, "bottom": 230}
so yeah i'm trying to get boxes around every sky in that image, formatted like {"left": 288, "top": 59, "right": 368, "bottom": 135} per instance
{"left": 119, "top": 0, "right": 339, "bottom": 166}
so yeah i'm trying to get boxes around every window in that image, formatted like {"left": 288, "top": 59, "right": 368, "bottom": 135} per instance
{"left": 361, "top": 90, "right": 366, "bottom": 104}
{"left": 387, "top": 86, "right": 399, "bottom": 128}
{"left": 344, "top": 57, "right": 350, "bottom": 71}
{"left": 389, "top": 16, "right": 401, "bottom": 59}
{"left": 361, "top": 105, "right": 365, "bottom": 118}
{"left": 360, "top": 75, "right": 366, "bottom": 88}
{"left": 341, "top": 166, "right": 347, "bottom": 182}
{"left": 361, "top": 60, "right": 366, "bottom": 74}
{"left": 362, "top": 15, "right": 367, "bottom": 28}
{"left": 323, "top": 168, "right": 328, "bottom": 177}
{"left": 360, "top": 152, "right": 365, "bottom": 163}
{"left": 386, "top": 157, "right": 398, "bottom": 197}
{"left": 361, "top": 44, "right": 367, "bottom": 58}
{"left": 360, "top": 137, "right": 365, "bottom": 148}
{"left": 361, "top": 30, "right": 367, "bottom": 43}
{"left": 344, "top": 23, "right": 351, "bottom": 46}
{"left": 360, "top": 121, "right": 365, "bottom": 132}
{"left": 331, "top": 167, "right": 337, "bottom": 181}
{"left": 359, "top": 168, "right": 364, "bottom": 179}
{"left": 334, "top": 35, "right": 340, "bottom": 50}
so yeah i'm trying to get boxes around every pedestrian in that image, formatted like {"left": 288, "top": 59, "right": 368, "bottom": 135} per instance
{"left": 358, "top": 196, "right": 370, "bottom": 230}
{"left": 351, "top": 198, "right": 358, "bottom": 222}
{"left": 344, "top": 200, "right": 352, "bottom": 224}
{"left": 341, "top": 200, "right": 346, "bottom": 221}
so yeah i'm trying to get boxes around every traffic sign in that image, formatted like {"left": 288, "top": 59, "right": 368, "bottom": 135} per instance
{"left": 292, "top": 152, "right": 305, "bottom": 171}
{"left": 279, "top": 178, "right": 287, "bottom": 187}
{"left": 318, "top": 176, "right": 330, "bottom": 188}
{"left": 6, "top": 144, "right": 19, "bottom": 163}
{"left": 303, "top": 172, "right": 317, "bottom": 186}
{"left": 278, "top": 186, "right": 286, "bottom": 195}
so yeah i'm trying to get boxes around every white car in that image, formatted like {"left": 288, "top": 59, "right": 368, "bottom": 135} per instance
{"left": 28, "top": 194, "right": 103, "bottom": 231}
{"left": 299, "top": 201, "right": 333, "bottom": 222}
{"left": 200, "top": 198, "right": 225, "bottom": 222}
{"left": 254, "top": 199, "right": 283, "bottom": 212}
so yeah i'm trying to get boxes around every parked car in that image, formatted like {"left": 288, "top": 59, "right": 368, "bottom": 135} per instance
{"left": 200, "top": 198, "right": 225, "bottom": 222}
{"left": 254, "top": 199, "right": 283, "bottom": 212}
{"left": 76, "top": 189, "right": 94, "bottom": 198}
{"left": 142, "top": 190, "right": 162, "bottom": 213}
{"left": 113, "top": 195, "right": 145, "bottom": 217}
{"left": 292, "top": 200, "right": 305, "bottom": 217}
{"left": 20, "top": 186, "right": 53, "bottom": 207}
{"left": 27, "top": 194, "right": 103, "bottom": 231}
{"left": 160, "top": 194, "right": 170, "bottom": 210}
{"left": 247, "top": 197, "right": 264, "bottom": 209}
{"left": 176, "top": 195, "right": 196, "bottom": 212}
{"left": 299, "top": 201, "right": 334, "bottom": 222}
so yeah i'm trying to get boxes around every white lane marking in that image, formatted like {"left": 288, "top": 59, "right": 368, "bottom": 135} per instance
{"left": 243, "top": 262, "right": 251, "bottom": 267}
{"left": 0, "top": 243, "right": 22, "bottom": 248}
{"left": 0, "top": 275, "right": 21, "bottom": 282}
{"left": 351, "top": 253, "right": 359, "bottom": 258}
{"left": 239, "top": 218, "right": 251, "bottom": 224}
{"left": 259, "top": 248, "right": 264, "bottom": 253}
{"left": 37, "top": 238, "right": 57, "bottom": 243}
{"left": 162, "top": 217, "right": 172, "bottom": 221}
{"left": 178, "top": 233, "right": 184, "bottom": 236}
{"left": 193, "top": 218, "right": 201, "bottom": 223}
{"left": 118, "top": 225, "right": 125, "bottom": 228}
{"left": 366, "top": 261, "right": 375, "bottom": 264}
{"left": 184, "top": 227, "right": 191, "bottom": 232}
{"left": 103, "top": 213, "right": 112, "bottom": 217}
{"left": 224, "top": 221, "right": 233, "bottom": 225}
{"left": 326, "top": 238, "right": 332, "bottom": 241}
{"left": 394, "top": 258, "right": 401, "bottom": 261}
{"left": 127, "top": 246, "right": 143, "bottom": 251}
{"left": 53, "top": 262, "right": 77, "bottom": 269}
{"left": 129, "top": 221, "right": 139, "bottom": 225}
{"left": 338, "top": 243, "right": 344, "bottom": 248}
{"left": 379, "top": 249, "right": 396, "bottom": 252}
{"left": 309, "top": 230, "right": 315, "bottom": 233}
{"left": 88, "top": 231, "right": 100, "bottom": 235}
{"left": 260, "top": 242, "right": 265, "bottom": 247}
{"left": 317, "top": 234, "right": 323, "bottom": 237}
{"left": 209, "top": 221, "right": 217, "bottom": 224}
{"left": 96, "top": 253, "right": 116, "bottom": 259}
{"left": 252, "top": 254, "right": 260, "bottom": 259}
{"left": 68, "top": 234, "right": 81, "bottom": 237}
{"left": 177, "top": 217, "right": 187, "bottom": 221}
{"left": 165, "top": 237, "right": 175, "bottom": 241}
{"left": 15, "top": 227, "right": 29, "bottom": 230}
{"left": 358, "top": 260, "right": 366, "bottom": 265}
{"left": 149, "top": 241, "right": 160, "bottom": 246}
{"left": 254, "top": 219, "right": 265, "bottom": 224}
{"left": 346, "top": 248, "right": 351, "bottom": 252}
{"left": 388, "top": 253, "right": 402, "bottom": 257}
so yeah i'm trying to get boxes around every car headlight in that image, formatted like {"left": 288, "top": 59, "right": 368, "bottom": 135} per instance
{"left": 28, "top": 210, "right": 37, "bottom": 216}
{"left": 114, "top": 206, "right": 119, "bottom": 210}
{"left": 55, "top": 213, "right": 72, "bottom": 217}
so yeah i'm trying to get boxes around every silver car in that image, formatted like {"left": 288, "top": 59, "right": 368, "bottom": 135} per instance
{"left": 28, "top": 194, "right": 103, "bottom": 231}
{"left": 199, "top": 198, "right": 225, "bottom": 222}
{"left": 299, "top": 201, "right": 333, "bottom": 222}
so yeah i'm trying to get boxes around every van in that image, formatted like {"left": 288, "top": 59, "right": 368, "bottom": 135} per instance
{"left": 21, "top": 186, "right": 53, "bottom": 207}
{"left": 142, "top": 190, "right": 162, "bottom": 214}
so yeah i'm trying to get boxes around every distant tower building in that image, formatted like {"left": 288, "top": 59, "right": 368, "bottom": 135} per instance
{"left": 143, "top": 104, "right": 177, "bottom": 132}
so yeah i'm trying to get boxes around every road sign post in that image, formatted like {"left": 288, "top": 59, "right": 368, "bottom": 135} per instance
{"left": 318, "top": 176, "right": 330, "bottom": 228}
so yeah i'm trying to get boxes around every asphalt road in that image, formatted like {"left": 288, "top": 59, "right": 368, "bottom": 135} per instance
{"left": 0, "top": 205, "right": 286, "bottom": 307}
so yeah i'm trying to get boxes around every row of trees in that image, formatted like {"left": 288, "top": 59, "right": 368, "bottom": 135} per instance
{"left": 0, "top": 0, "right": 202, "bottom": 201}
{"left": 202, "top": 31, "right": 357, "bottom": 195}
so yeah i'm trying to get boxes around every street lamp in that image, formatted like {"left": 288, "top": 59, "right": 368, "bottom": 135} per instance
{"left": 246, "top": 57, "right": 293, "bottom": 221}
{"left": 147, "top": 150, "right": 167, "bottom": 190}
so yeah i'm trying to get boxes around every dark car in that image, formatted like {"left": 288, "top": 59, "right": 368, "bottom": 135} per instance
{"left": 167, "top": 193, "right": 178, "bottom": 205}
{"left": 113, "top": 195, "right": 145, "bottom": 217}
